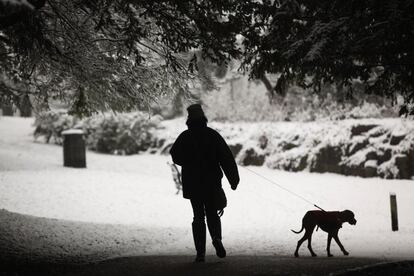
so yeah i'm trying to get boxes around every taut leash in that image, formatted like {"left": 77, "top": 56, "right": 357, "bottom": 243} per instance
{"left": 240, "top": 166, "right": 326, "bottom": 212}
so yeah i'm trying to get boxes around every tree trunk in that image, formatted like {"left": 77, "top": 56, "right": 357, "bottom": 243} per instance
{"left": 260, "top": 75, "right": 275, "bottom": 102}
{"left": 19, "top": 95, "right": 32, "bottom": 117}
{"left": 260, "top": 74, "right": 287, "bottom": 104}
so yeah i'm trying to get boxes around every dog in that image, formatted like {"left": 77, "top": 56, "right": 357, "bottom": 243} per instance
{"left": 167, "top": 161, "right": 182, "bottom": 195}
{"left": 292, "top": 210, "right": 357, "bottom": 257}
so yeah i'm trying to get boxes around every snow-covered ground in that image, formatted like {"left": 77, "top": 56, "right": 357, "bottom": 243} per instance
{"left": 1, "top": 117, "right": 414, "bottom": 263}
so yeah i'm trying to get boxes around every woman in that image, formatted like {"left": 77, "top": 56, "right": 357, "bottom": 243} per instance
{"left": 170, "top": 104, "right": 240, "bottom": 262}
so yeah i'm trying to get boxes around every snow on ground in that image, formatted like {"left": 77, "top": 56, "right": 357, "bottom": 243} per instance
{"left": 1, "top": 117, "right": 414, "bottom": 263}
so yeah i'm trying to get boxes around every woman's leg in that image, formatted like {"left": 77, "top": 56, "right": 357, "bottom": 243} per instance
{"left": 205, "top": 202, "right": 222, "bottom": 240}
{"left": 205, "top": 201, "right": 226, "bottom": 258}
{"left": 190, "top": 199, "right": 206, "bottom": 260}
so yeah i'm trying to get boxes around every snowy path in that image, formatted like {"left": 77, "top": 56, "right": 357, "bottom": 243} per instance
{"left": 1, "top": 117, "right": 414, "bottom": 263}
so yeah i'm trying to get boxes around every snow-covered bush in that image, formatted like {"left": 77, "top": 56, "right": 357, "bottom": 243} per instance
{"left": 34, "top": 110, "right": 78, "bottom": 144}
{"left": 83, "top": 113, "right": 161, "bottom": 155}
{"left": 34, "top": 111, "right": 161, "bottom": 155}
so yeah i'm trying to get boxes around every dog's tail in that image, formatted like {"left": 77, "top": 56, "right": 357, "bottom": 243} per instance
{"left": 291, "top": 224, "right": 304, "bottom": 234}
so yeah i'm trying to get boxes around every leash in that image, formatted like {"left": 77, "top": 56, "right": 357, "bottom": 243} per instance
{"left": 239, "top": 166, "right": 326, "bottom": 212}
{"left": 167, "top": 161, "right": 326, "bottom": 212}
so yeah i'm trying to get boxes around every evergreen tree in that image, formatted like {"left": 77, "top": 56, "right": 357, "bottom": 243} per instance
{"left": 239, "top": 0, "right": 414, "bottom": 112}
{"left": 0, "top": 0, "right": 245, "bottom": 115}
{"left": 2, "top": 0, "right": 414, "bottom": 115}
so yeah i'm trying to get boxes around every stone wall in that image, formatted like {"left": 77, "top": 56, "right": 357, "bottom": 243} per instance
{"left": 156, "top": 118, "right": 414, "bottom": 179}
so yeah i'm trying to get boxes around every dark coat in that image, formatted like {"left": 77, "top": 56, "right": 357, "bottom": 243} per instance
{"left": 170, "top": 124, "right": 239, "bottom": 199}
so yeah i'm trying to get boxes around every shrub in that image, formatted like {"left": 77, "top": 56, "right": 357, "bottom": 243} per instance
{"left": 34, "top": 111, "right": 161, "bottom": 155}
{"left": 33, "top": 110, "right": 77, "bottom": 144}
{"left": 82, "top": 113, "right": 161, "bottom": 155}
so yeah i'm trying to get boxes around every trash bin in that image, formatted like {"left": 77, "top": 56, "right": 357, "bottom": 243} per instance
{"left": 1, "top": 104, "right": 14, "bottom": 116}
{"left": 62, "top": 129, "right": 86, "bottom": 168}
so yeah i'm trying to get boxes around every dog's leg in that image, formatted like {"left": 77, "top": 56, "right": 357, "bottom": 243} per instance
{"left": 294, "top": 235, "right": 307, "bottom": 257}
{"left": 327, "top": 233, "right": 333, "bottom": 257}
{"left": 333, "top": 232, "right": 349, "bottom": 256}
{"left": 296, "top": 225, "right": 317, "bottom": 257}
{"left": 307, "top": 230, "right": 317, "bottom": 257}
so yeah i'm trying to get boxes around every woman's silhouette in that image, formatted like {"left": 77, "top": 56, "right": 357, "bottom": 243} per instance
{"left": 170, "top": 104, "right": 240, "bottom": 262}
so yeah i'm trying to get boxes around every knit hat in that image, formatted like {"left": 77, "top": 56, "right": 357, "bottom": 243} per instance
{"left": 187, "top": 104, "right": 205, "bottom": 120}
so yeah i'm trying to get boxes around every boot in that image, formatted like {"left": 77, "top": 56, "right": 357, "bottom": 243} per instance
{"left": 212, "top": 238, "right": 226, "bottom": 258}
{"left": 194, "top": 252, "right": 205, "bottom": 263}
{"left": 192, "top": 221, "right": 206, "bottom": 262}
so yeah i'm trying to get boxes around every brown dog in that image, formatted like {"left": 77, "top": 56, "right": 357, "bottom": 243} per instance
{"left": 292, "top": 210, "right": 357, "bottom": 257}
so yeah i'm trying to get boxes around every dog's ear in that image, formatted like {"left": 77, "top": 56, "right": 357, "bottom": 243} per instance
{"left": 343, "top": 210, "right": 353, "bottom": 215}
{"left": 341, "top": 210, "right": 354, "bottom": 219}
{"left": 342, "top": 210, "right": 357, "bottom": 223}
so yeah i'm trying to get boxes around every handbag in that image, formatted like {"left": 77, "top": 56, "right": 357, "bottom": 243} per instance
{"left": 213, "top": 186, "right": 227, "bottom": 211}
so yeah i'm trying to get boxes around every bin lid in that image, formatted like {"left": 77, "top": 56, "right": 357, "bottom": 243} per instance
{"left": 62, "top": 129, "right": 84, "bottom": 135}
